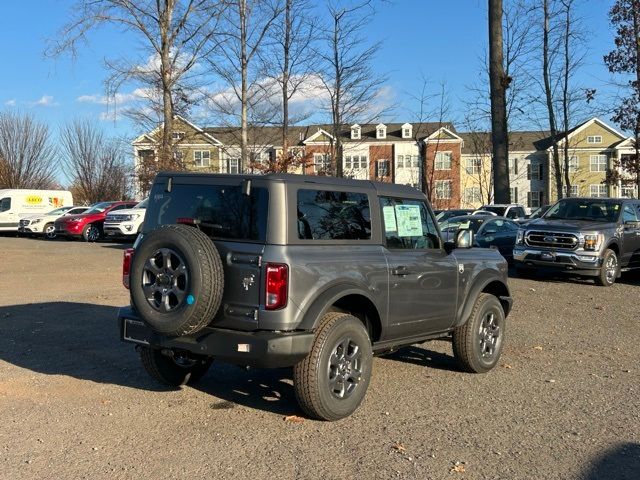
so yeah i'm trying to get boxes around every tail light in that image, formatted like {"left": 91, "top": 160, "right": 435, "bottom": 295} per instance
{"left": 123, "top": 248, "right": 134, "bottom": 289}
{"left": 265, "top": 263, "right": 288, "bottom": 310}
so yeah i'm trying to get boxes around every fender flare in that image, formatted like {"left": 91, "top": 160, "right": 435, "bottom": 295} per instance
{"left": 455, "top": 273, "right": 511, "bottom": 328}
{"left": 297, "top": 282, "right": 383, "bottom": 333}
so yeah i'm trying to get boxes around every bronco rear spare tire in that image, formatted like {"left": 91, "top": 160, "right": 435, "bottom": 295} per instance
{"left": 130, "top": 224, "right": 224, "bottom": 336}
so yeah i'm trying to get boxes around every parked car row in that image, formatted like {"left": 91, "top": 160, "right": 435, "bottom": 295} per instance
{"left": 0, "top": 187, "right": 149, "bottom": 243}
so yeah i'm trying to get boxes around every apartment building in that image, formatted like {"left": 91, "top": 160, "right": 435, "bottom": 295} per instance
{"left": 133, "top": 116, "right": 637, "bottom": 206}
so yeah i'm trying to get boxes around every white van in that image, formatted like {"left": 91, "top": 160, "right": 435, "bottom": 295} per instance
{"left": 0, "top": 189, "right": 74, "bottom": 232}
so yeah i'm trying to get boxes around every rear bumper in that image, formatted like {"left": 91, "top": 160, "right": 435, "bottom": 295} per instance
{"left": 118, "top": 307, "right": 314, "bottom": 368}
{"left": 513, "top": 247, "right": 602, "bottom": 276}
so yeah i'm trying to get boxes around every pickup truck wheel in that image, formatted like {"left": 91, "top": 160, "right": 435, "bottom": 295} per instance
{"left": 452, "top": 293, "right": 505, "bottom": 373}
{"left": 130, "top": 224, "right": 224, "bottom": 336}
{"left": 82, "top": 224, "right": 100, "bottom": 242}
{"left": 595, "top": 249, "right": 618, "bottom": 287}
{"left": 293, "top": 312, "right": 372, "bottom": 421}
{"left": 139, "top": 347, "right": 212, "bottom": 387}
{"left": 43, "top": 223, "right": 56, "bottom": 240}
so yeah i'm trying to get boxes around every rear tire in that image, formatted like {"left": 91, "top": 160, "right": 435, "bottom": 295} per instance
{"left": 595, "top": 249, "right": 618, "bottom": 287}
{"left": 293, "top": 312, "right": 373, "bottom": 421}
{"left": 139, "top": 347, "right": 212, "bottom": 387}
{"left": 82, "top": 224, "right": 101, "bottom": 242}
{"left": 453, "top": 293, "right": 505, "bottom": 373}
{"left": 43, "top": 223, "right": 56, "bottom": 240}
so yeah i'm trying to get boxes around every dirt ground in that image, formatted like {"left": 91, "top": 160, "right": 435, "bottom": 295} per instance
{"left": 0, "top": 236, "right": 638, "bottom": 480}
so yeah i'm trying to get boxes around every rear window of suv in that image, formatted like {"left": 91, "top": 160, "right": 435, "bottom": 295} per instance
{"left": 297, "top": 189, "right": 371, "bottom": 240}
{"left": 146, "top": 183, "right": 269, "bottom": 242}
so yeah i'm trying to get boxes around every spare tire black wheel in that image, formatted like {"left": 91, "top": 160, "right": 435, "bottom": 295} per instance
{"left": 130, "top": 224, "right": 224, "bottom": 336}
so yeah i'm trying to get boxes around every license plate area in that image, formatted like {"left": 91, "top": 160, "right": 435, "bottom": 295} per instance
{"left": 123, "top": 318, "right": 151, "bottom": 345}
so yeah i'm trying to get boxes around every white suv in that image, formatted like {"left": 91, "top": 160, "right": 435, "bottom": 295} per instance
{"left": 19, "top": 206, "right": 89, "bottom": 239}
{"left": 477, "top": 204, "right": 527, "bottom": 220}
{"left": 103, "top": 199, "right": 147, "bottom": 239}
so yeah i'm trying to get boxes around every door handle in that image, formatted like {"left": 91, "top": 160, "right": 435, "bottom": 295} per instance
{"left": 392, "top": 266, "right": 411, "bottom": 276}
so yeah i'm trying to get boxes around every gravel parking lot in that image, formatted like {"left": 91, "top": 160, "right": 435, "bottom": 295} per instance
{"left": 0, "top": 236, "right": 638, "bottom": 480}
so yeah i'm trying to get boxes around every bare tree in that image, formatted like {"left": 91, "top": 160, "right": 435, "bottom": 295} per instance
{"left": 206, "top": 0, "right": 284, "bottom": 173}
{"left": 319, "top": 0, "right": 387, "bottom": 177}
{"left": 48, "top": 0, "right": 222, "bottom": 169}
{"left": 0, "top": 111, "right": 58, "bottom": 189}
{"left": 489, "top": 0, "right": 511, "bottom": 203}
{"left": 258, "top": 0, "right": 316, "bottom": 173}
{"left": 60, "top": 119, "right": 131, "bottom": 204}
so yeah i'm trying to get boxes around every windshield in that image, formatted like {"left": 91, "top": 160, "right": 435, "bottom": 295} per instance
{"left": 47, "top": 206, "right": 72, "bottom": 215}
{"left": 529, "top": 205, "right": 550, "bottom": 219}
{"left": 543, "top": 199, "right": 621, "bottom": 222}
{"left": 84, "top": 202, "right": 113, "bottom": 214}
{"left": 135, "top": 198, "right": 149, "bottom": 209}
{"left": 441, "top": 217, "right": 486, "bottom": 234}
{"left": 481, "top": 206, "right": 507, "bottom": 216}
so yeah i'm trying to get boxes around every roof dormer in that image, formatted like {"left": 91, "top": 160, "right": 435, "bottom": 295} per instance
{"left": 401, "top": 123, "right": 413, "bottom": 139}
{"left": 376, "top": 123, "right": 387, "bottom": 140}
{"left": 351, "top": 124, "right": 361, "bottom": 140}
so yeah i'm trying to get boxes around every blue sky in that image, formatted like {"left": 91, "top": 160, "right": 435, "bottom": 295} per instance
{"left": 0, "top": 0, "right": 621, "bottom": 140}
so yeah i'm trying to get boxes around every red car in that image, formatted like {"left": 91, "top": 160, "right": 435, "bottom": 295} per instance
{"left": 54, "top": 201, "right": 138, "bottom": 242}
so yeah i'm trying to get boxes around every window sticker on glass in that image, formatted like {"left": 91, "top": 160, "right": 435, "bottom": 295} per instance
{"left": 395, "top": 204, "right": 423, "bottom": 237}
{"left": 382, "top": 206, "right": 397, "bottom": 232}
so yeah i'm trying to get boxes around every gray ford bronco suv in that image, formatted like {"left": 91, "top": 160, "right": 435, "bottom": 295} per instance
{"left": 119, "top": 173, "right": 512, "bottom": 420}
{"left": 513, "top": 197, "right": 640, "bottom": 286}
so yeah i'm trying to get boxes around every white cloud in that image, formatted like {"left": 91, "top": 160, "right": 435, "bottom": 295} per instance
{"left": 77, "top": 88, "right": 152, "bottom": 106}
{"left": 4, "top": 99, "right": 16, "bottom": 106}
{"left": 31, "top": 95, "right": 59, "bottom": 107}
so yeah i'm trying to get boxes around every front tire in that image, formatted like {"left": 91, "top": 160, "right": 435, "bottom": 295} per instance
{"left": 595, "top": 249, "right": 618, "bottom": 287}
{"left": 453, "top": 293, "right": 505, "bottom": 373}
{"left": 139, "top": 347, "right": 213, "bottom": 387}
{"left": 293, "top": 312, "right": 373, "bottom": 421}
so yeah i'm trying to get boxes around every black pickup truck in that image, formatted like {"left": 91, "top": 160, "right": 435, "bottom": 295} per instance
{"left": 513, "top": 197, "right": 640, "bottom": 286}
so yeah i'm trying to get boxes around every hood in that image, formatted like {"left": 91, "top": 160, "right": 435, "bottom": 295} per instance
{"left": 526, "top": 218, "right": 616, "bottom": 232}
{"left": 59, "top": 211, "right": 103, "bottom": 221}
{"left": 20, "top": 213, "right": 46, "bottom": 221}
{"left": 106, "top": 207, "right": 146, "bottom": 217}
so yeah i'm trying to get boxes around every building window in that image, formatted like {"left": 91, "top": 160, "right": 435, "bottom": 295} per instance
{"left": 351, "top": 125, "right": 361, "bottom": 140}
{"left": 194, "top": 150, "right": 210, "bottom": 167}
{"left": 589, "top": 184, "right": 608, "bottom": 197}
{"left": 508, "top": 157, "right": 518, "bottom": 175}
{"left": 171, "top": 131, "right": 185, "bottom": 140}
{"left": 527, "top": 191, "right": 542, "bottom": 208}
{"left": 227, "top": 158, "right": 239, "bottom": 174}
{"left": 464, "top": 187, "right": 481, "bottom": 204}
{"left": 510, "top": 187, "right": 519, "bottom": 204}
{"left": 621, "top": 185, "right": 636, "bottom": 198}
{"left": 587, "top": 135, "right": 602, "bottom": 144}
{"left": 435, "top": 180, "right": 452, "bottom": 199}
{"left": 401, "top": 123, "right": 412, "bottom": 139}
{"left": 465, "top": 158, "right": 481, "bottom": 174}
{"left": 313, "top": 153, "right": 331, "bottom": 173}
{"left": 435, "top": 152, "right": 452, "bottom": 170}
{"left": 566, "top": 185, "right": 579, "bottom": 196}
{"left": 568, "top": 156, "right": 579, "bottom": 172}
{"left": 527, "top": 163, "right": 543, "bottom": 180}
{"left": 376, "top": 159, "right": 390, "bottom": 177}
{"left": 344, "top": 155, "right": 368, "bottom": 170}
{"left": 590, "top": 155, "right": 607, "bottom": 172}
{"left": 376, "top": 124, "right": 387, "bottom": 139}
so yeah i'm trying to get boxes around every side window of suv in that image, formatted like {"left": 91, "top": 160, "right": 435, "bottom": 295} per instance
{"left": 380, "top": 197, "right": 440, "bottom": 250}
{"left": 297, "top": 189, "right": 371, "bottom": 240}
{"left": 622, "top": 204, "right": 638, "bottom": 223}
{"left": 0, "top": 198, "right": 10, "bottom": 212}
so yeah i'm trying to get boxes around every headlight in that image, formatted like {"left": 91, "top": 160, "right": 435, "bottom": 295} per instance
{"left": 515, "top": 229, "right": 524, "bottom": 245}
{"left": 124, "top": 214, "right": 140, "bottom": 221}
{"left": 32, "top": 218, "right": 42, "bottom": 224}
{"left": 583, "top": 233, "right": 603, "bottom": 251}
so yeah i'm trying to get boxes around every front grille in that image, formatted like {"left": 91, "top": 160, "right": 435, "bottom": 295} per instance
{"left": 19, "top": 219, "right": 30, "bottom": 226}
{"left": 525, "top": 231, "right": 578, "bottom": 250}
{"left": 107, "top": 215, "right": 127, "bottom": 222}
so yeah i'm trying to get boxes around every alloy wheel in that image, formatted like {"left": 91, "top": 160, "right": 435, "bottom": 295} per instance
{"left": 327, "top": 336, "right": 363, "bottom": 399}
{"left": 478, "top": 312, "right": 501, "bottom": 358}
{"left": 142, "top": 248, "right": 189, "bottom": 312}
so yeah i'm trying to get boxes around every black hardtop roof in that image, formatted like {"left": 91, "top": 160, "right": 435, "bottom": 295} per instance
{"left": 156, "top": 171, "right": 425, "bottom": 198}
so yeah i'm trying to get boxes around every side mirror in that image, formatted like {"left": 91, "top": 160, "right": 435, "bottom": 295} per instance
{"left": 456, "top": 229, "right": 474, "bottom": 249}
